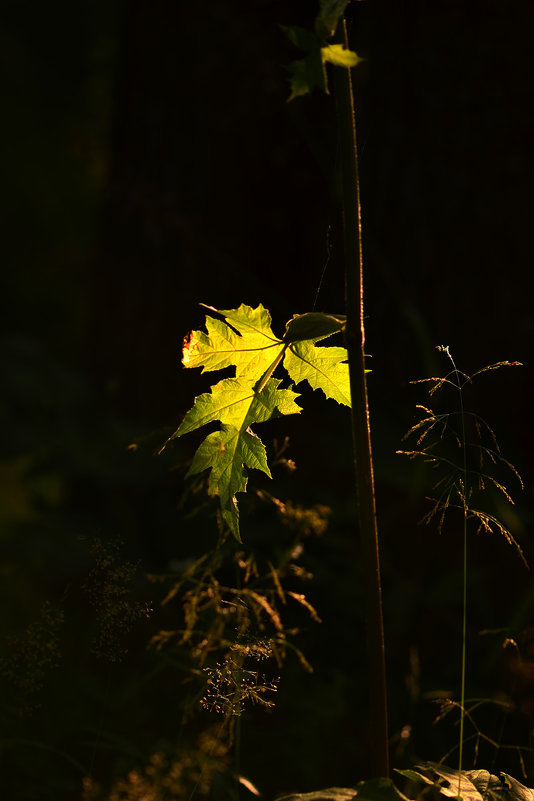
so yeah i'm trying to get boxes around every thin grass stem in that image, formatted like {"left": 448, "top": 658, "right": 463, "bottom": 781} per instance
{"left": 444, "top": 348, "right": 468, "bottom": 794}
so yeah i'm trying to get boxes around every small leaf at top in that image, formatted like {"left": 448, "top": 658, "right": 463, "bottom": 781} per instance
{"left": 322, "top": 44, "right": 363, "bottom": 69}
{"left": 282, "top": 24, "right": 361, "bottom": 100}
{"left": 316, "top": 0, "right": 352, "bottom": 39}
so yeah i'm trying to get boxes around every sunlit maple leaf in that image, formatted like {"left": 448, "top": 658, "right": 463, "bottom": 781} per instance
{"left": 181, "top": 303, "right": 284, "bottom": 379}
{"left": 283, "top": 342, "right": 350, "bottom": 406}
{"left": 166, "top": 304, "right": 353, "bottom": 539}
{"left": 175, "top": 376, "right": 301, "bottom": 540}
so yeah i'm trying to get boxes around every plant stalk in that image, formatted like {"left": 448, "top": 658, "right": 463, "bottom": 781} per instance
{"left": 459, "top": 513, "right": 467, "bottom": 792}
{"left": 450, "top": 354, "right": 468, "bottom": 792}
{"left": 334, "top": 19, "right": 389, "bottom": 778}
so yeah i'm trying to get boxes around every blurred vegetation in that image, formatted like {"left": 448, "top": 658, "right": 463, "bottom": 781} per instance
{"left": 1, "top": 0, "right": 534, "bottom": 798}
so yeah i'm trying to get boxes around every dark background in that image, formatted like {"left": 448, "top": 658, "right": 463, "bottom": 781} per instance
{"left": 2, "top": 1, "right": 534, "bottom": 798}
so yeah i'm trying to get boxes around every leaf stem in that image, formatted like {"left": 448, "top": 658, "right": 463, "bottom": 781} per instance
{"left": 255, "top": 344, "right": 288, "bottom": 394}
{"left": 334, "top": 18, "right": 389, "bottom": 778}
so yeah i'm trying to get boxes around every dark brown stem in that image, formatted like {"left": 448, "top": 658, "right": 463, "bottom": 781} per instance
{"left": 334, "top": 18, "right": 389, "bottom": 778}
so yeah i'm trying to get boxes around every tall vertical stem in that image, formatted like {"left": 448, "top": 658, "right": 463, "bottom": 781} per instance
{"left": 449, "top": 355, "right": 468, "bottom": 791}
{"left": 334, "top": 19, "right": 389, "bottom": 778}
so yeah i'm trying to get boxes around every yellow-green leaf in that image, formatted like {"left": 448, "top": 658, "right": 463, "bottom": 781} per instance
{"left": 187, "top": 425, "right": 270, "bottom": 541}
{"left": 284, "top": 341, "right": 351, "bottom": 406}
{"left": 321, "top": 44, "right": 362, "bottom": 69}
{"left": 168, "top": 303, "right": 350, "bottom": 539}
{"left": 183, "top": 303, "right": 284, "bottom": 379}
{"left": 282, "top": 24, "right": 361, "bottom": 100}
{"left": 173, "top": 375, "right": 301, "bottom": 540}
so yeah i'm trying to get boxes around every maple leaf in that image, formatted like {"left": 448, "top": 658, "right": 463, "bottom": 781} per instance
{"left": 175, "top": 376, "right": 301, "bottom": 540}
{"left": 182, "top": 303, "right": 284, "bottom": 379}
{"left": 283, "top": 341, "right": 351, "bottom": 406}
{"left": 166, "top": 304, "right": 353, "bottom": 540}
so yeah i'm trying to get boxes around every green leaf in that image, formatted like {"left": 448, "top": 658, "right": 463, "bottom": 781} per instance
{"left": 187, "top": 424, "right": 269, "bottom": 540}
{"left": 395, "top": 769, "right": 434, "bottom": 786}
{"left": 322, "top": 44, "right": 362, "bottom": 69}
{"left": 316, "top": 0, "right": 352, "bottom": 39}
{"left": 282, "top": 24, "right": 361, "bottom": 100}
{"left": 284, "top": 341, "right": 351, "bottom": 406}
{"left": 201, "top": 302, "right": 275, "bottom": 340}
{"left": 168, "top": 303, "right": 349, "bottom": 539}
{"left": 285, "top": 54, "right": 327, "bottom": 101}
{"left": 183, "top": 303, "right": 284, "bottom": 378}
{"left": 175, "top": 376, "right": 301, "bottom": 540}
{"left": 176, "top": 376, "right": 301, "bottom": 437}
{"left": 284, "top": 312, "right": 346, "bottom": 343}
{"left": 281, "top": 24, "right": 326, "bottom": 101}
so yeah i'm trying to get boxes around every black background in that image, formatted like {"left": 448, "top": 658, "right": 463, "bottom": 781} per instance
{"left": 2, "top": 1, "right": 534, "bottom": 798}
